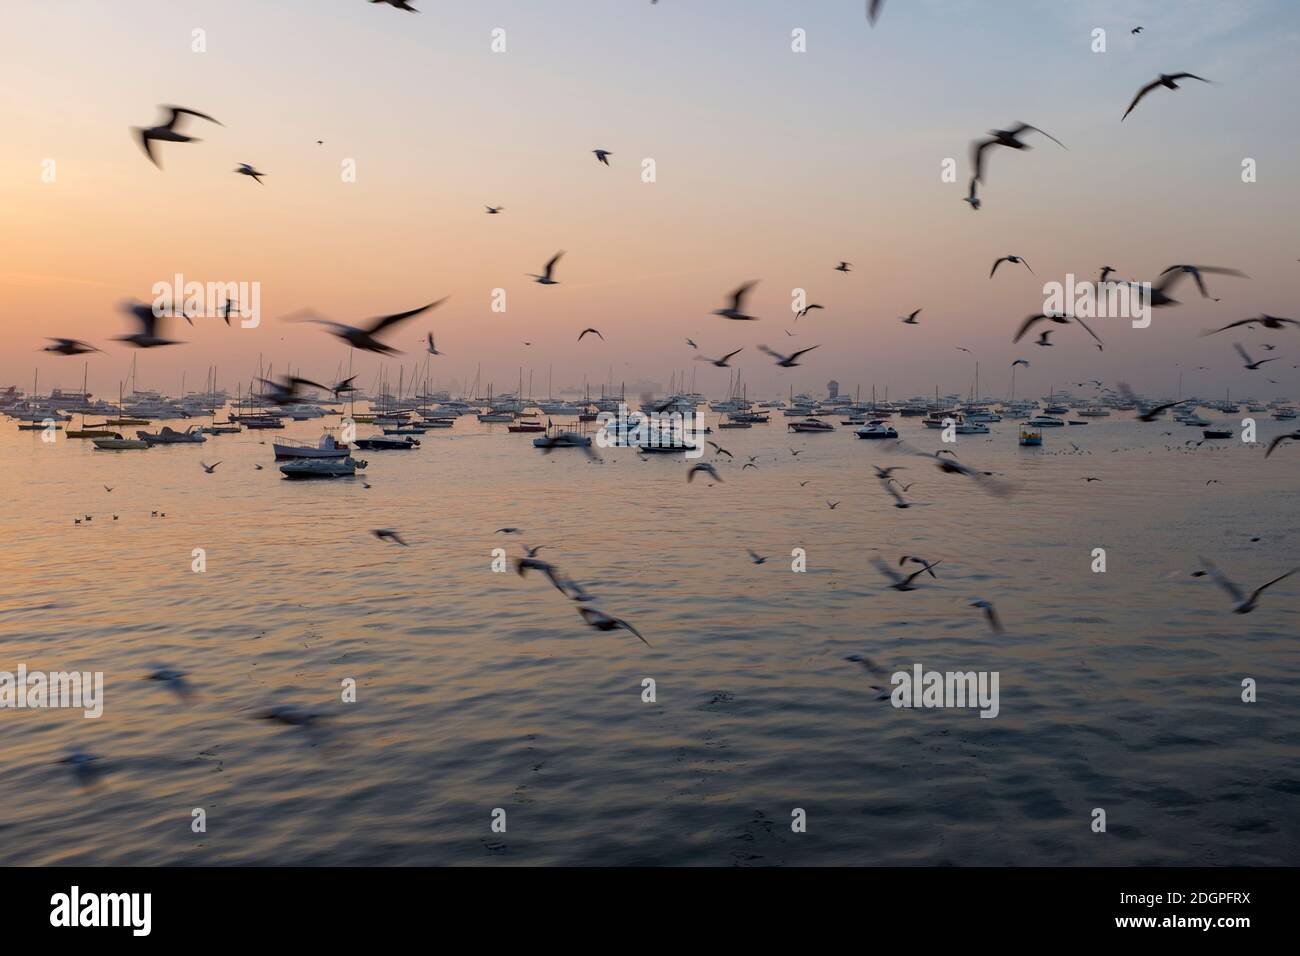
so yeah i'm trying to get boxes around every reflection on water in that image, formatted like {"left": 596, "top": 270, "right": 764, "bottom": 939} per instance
{"left": 0, "top": 410, "right": 1297, "bottom": 865}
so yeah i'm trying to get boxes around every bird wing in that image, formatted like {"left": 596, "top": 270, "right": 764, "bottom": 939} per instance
{"left": 1072, "top": 314, "right": 1104, "bottom": 349}
{"left": 1022, "top": 125, "right": 1066, "bottom": 149}
{"left": 1234, "top": 343, "right": 1253, "bottom": 365}
{"left": 788, "top": 346, "right": 821, "bottom": 362}
{"left": 166, "top": 106, "right": 222, "bottom": 127}
{"left": 1203, "top": 318, "right": 1252, "bottom": 336}
{"left": 544, "top": 251, "right": 564, "bottom": 278}
{"left": 719, "top": 348, "right": 743, "bottom": 363}
{"left": 1264, "top": 433, "right": 1295, "bottom": 458}
{"left": 367, "top": 298, "right": 445, "bottom": 334}
{"left": 1169, "top": 73, "right": 1210, "bottom": 84}
{"left": 971, "top": 138, "right": 994, "bottom": 182}
{"left": 1013, "top": 314, "right": 1046, "bottom": 343}
{"left": 756, "top": 344, "right": 782, "bottom": 360}
{"left": 1122, "top": 78, "right": 1162, "bottom": 119}
{"left": 136, "top": 128, "right": 161, "bottom": 167}
{"left": 872, "top": 557, "right": 903, "bottom": 584}
{"left": 1200, "top": 558, "right": 1245, "bottom": 603}
{"left": 730, "top": 280, "right": 757, "bottom": 311}
{"left": 990, "top": 258, "right": 1007, "bottom": 278}
{"left": 1250, "top": 567, "right": 1297, "bottom": 604}
{"left": 903, "top": 561, "right": 940, "bottom": 587}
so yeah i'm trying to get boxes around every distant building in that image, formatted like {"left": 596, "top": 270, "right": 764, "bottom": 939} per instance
{"left": 827, "top": 380, "right": 840, "bottom": 399}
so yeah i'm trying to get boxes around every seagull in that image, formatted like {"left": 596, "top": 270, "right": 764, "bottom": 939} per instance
{"left": 899, "top": 556, "right": 938, "bottom": 577}
{"left": 1143, "top": 264, "right": 1246, "bottom": 307}
{"left": 872, "top": 557, "right": 940, "bottom": 591}
{"left": 826, "top": 500, "right": 841, "bottom": 510}
{"left": 746, "top": 549, "right": 768, "bottom": 565}
{"left": 1099, "top": 266, "right": 1118, "bottom": 284}
{"left": 1264, "top": 431, "right": 1300, "bottom": 458}
{"left": 371, "top": 0, "right": 419, "bottom": 11}
{"left": 1035, "top": 331, "right": 1053, "bottom": 347}
{"left": 969, "top": 599, "right": 1003, "bottom": 634}
{"left": 795, "top": 304, "right": 824, "bottom": 320}
{"left": 990, "top": 255, "right": 1033, "bottom": 278}
{"left": 1234, "top": 343, "right": 1280, "bottom": 370}
{"left": 687, "top": 462, "right": 722, "bottom": 483}
{"left": 42, "top": 338, "right": 101, "bottom": 356}
{"left": 712, "top": 281, "right": 759, "bottom": 321}
{"left": 199, "top": 461, "right": 222, "bottom": 474}
{"left": 577, "top": 328, "right": 604, "bottom": 342}
{"left": 426, "top": 332, "right": 444, "bottom": 355}
{"left": 900, "top": 309, "right": 922, "bottom": 325}
{"left": 835, "top": 262, "right": 852, "bottom": 273}
{"left": 1013, "top": 312, "right": 1103, "bottom": 349}
{"left": 485, "top": 205, "right": 504, "bottom": 214}
{"left": 114, "top": 301, "right": 185, "bottom": 348}
{"left": 577, "top": 607, "right": 649, "bottom": 646}
{"left": 592, "top": 149, "right": 612, "bottom": 165}
{"left": 328, "top": 375, "right": 359, "bottom": 397}
{"left": 695, "top": 348, "right": 742, "bottom": 368}
{"left": 686, "top": 339, "right": 698, "bottom": 349}
{"left": 372, "top": 529, "right": 408, "bottom": 546}
{"left": 234, "top": 163, "right": 265, "bottom": 184}
{"left": 1011, "top": 359, "right": 1030, "bottom": 368}
{"left": 529, "top": 252, "right": 564, "bottom": 285}
{"left": 758, "top": 344, "right": 820, "bottom": 367}
{"left": 1116, "top": 384, "right": 1191, "bottom": 421}
{"left": 496, "top": 527, "right": 523, "bottom": 534}
{"left": 255, "top": 375, "right": 332, "bottom": 406}
{"left": 1198, "top": 557, "right": 1297, "bottom": 614}
{"left": 1122, "top": 73, "right": 1210, "bottom": 120}
{"left": 104, "top": 486, "right": 113, "bottom": 492}
{"left": 133, "top": 106, "right": 222, "bottom": 168}
{"left": 1203, "top": 315, "right": 1299, "bottom": 335}
{"left": 972, "top": 123, "right": 1066, "bottom": 183}
{"left": 1131, "top": 26, "right": 1143, "bottom": 35}
{"left": 290, "top": 299, "right": 445, "bottom": 354}
{"left": 216, "top": 296, "right": 239, "bottom": 326}
{"left": 1081, "top": 476, "right": 1101, "bottom": 482}
{"left": 706, "top": 441, "right": 733, "bottom": 459}
{"left": 144, "top": 668, "right": 194, "bottom": 701}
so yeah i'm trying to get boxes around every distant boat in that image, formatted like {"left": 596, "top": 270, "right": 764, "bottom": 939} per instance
{"left": 280, "top": 456, "right": 367, "bottom": 479}
{"left": 273, "top": 434, "right": 351, "bottom": 460}
{"left": 137, "top": 425, "right": 207, "bottom": 444}
{"left": 507, "top": 418, "right": 547, "bottom": 433}
{"left": 855, "top": 420, "right": 898, "bottom": 439}
{"left": 788, "top": 418, "right": 834, "bottom": 433}
{"left": 1026, "top": 415, "right": 1064, "bottom": 428}
{"left": 1019, "top": 428, "right": 1042, "bottom": 446}
{"left": 1202, "top": 427, "right": 1232, "bottom": 439}
{"left": 354, "top": 434, "right": 420, "bottom": 450}
{"left": 93, "top": 435, "right": 150, "bottom": 450}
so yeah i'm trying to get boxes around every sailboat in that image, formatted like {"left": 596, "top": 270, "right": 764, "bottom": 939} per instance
{"left": 67, "top": 364, "right": 121, "bottom": 438}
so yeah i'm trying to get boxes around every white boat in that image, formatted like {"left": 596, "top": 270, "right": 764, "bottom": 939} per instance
{"left": 955, "top": 422, "right": 990, "bottom": 434}
{"left": 1272, "top": 407, "right": 1297, "bottom": 420}
{"left": 477, "top": 412, "right": 516, "bottom": 423}
{"left": 93, "top": 435, "right": 150, "bottom": 450}
{"left": 788, "top": 418, "right": 835, "bottom": 433}
{"left": 855, "top": 420, "right": 898, "bottom": 439}
{"left": 1025, "top": 415, "right": 1064, "bottom": 428}
{"left": 280, "top": 456, "right": 367, "bottom": 479}
{"left": 273, "top": 434, "right": 351, "bottom": 460}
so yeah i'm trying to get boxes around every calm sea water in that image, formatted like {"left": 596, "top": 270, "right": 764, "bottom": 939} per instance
{"left": 1, "top": 407, "right": 1297, "bottom": 865}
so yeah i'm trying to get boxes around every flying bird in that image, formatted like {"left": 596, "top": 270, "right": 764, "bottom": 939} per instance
{"left": 1198, "top": 558, "right": 1297, "bottom": 614}
{"left": 1141, "top": 264, "right": 1246, "bottom": 307}
{"left": 758, "top": 344, "right": 820, "bottom": 367}
{"left": 687, "top": 462, "right": 722, "bottom": 483}
{"left": 371, "top": 0, "right": 419, "bottom": 11}
{"left": 990, "top": 255, "right": 1033, "bottom": 278}
{"left": 972, "top": 123, "right": 1066, "bottom": 183}
{"left": 529, "top": 252, "right": 564, "bottom": 285}
{"left": 577, "top": 328, "right": 604, "bottom": 342}
{"left": 113, "top": 301, "right": 185, "bottom": 348}
{"left": 1011, "top": 359, "right": 1029, "bottom": 368}
{"left": 372, "top": 529, "right": 409, "bottom": 546}
{"left": 900, "top": 309, "right": 922, "bottom": 325}
{"left": 199, "top": 461, "right": 222, "bottom": 474}
{"left": 712, "top": 281, "right": 759, "bottom": 321}
{"left": 255, "top": 375, "right": 332, "bottom": 406}
{"left": 426, "top": 332, "right": 444, "bottom": 355}
{"left": 234, "top": 163, "right": 265, "bottom": 184}
{"left": 969, "top": 600, "right": 1003, "bottom": 634}
{"left": 592, "top": 149, "right": 612, "bottom": 165}
{"left": 290, "top": 299, "right": 445, "bottom": 354}
{"left": 42, "top": 338, "right": 101, "bottom": 356}
{"left": 577, "top": 606, "right": 649, "bottom": 646}
{"left": 132, "top": 106, "right": 222, "bottom": 168}
{"left": 795, "top": 304, "right": 824, "bottom": 320}
{"left": 746, "top": 549, "right": 768, "bottom": 565}
{"left": 485, "top": 206, "right": 504, "bottom": 214}
{"left": 1013, "top": 312, "right": 1103, "bottom": 349}
{"left": 872, "top": 557, "right": 940, "bottom": 591}
{"left": 1122, "top": 73, "right": 1210, "bottom": 120}
{"left": 1234, "top": 343, "right": 1279, "bottom": 370}
{"left": 695, "top": 348, "right": 742, "bottom": 367}
{"left": 1203, "top": 314, "right": 1298, "bottom": 336}
{"left": 835, "top": 262, "right": 852, "bottom": 273}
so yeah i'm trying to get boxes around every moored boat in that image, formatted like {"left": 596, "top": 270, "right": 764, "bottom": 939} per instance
{"left": 273, "top": 434, "right": 351, "bottom": 460}
{"left": 855, "top": 420, "right": 898, "bottom": 439}
{"left": 279, "top": 456, "right": 368, "bottom": 479}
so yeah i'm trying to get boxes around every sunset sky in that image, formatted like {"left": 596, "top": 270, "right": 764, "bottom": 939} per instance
{"left": 2, "top": 0, "right": 1298, "bottom": 400}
